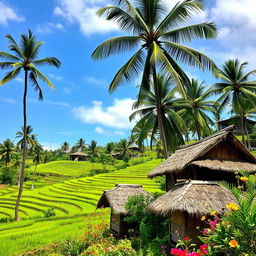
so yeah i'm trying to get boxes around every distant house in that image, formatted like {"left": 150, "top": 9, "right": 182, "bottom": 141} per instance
{"left": 148, "top": 180, "right": 237, "bottom": 243}
{"left": 148, "top": 125, "right": 256, "bottom": 190}
{"left": 217, "top": 117, "right": 256, "bottom": 135}
{"left": 148, "top": 125, "right": 256, "bottom": 243}
{"left": 97, "top": 184, "right": 152, "bottom": 238}
{"left": 69, "top": 151, "right": 90, "bottom": 161}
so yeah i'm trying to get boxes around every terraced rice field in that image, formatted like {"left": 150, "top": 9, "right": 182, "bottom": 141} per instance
{"left": 0, "top": 159, "right": 162, "bottom": 256}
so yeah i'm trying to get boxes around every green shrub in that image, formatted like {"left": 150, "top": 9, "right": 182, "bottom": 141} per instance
{"left": 61, "top": 238, "right": 86, "bottom": 256}
{"left": 43, "top": 208, "right": 56, "bottom": 218}
{"left": 0, "top": 167, "right": 16, "bottom": 184}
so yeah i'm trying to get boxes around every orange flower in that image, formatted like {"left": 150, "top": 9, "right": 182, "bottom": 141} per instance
{"left": 226, "top": 203, "right": 239, "bottom": 211}
{"left": 201, "top": 216, "right": 206, "bottom": 221}
{"left": 240, "top": 177, "right": 248, "bottom": 182}
{"left": 229, "top": 240, "right": 239, "bottom": 248}
{"left": 210, "top": 211, "right": 217, "bottom": 216}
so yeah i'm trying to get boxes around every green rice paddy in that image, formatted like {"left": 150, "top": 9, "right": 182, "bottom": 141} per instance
{"left": 0, "top": 159, "right": 161, "bottom": 256}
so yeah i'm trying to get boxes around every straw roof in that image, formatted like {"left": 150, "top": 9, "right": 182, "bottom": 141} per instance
{"left": 97, "top": 184, "right": 152, "bottom": 215}
{"left": 69, "top": 151, "right": 89, "bottom": 156}
{"left": 148, "top": 180, "right": 237, "bottom": 217}
{"left": 148, "top": 125, "right": 256, "bottom": 178}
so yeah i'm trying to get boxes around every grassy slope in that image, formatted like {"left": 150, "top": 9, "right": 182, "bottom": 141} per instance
{"left": 0, "top": 159, "right": 161, "bottom": 256}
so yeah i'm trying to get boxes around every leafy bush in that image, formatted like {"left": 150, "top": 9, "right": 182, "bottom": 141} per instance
{"left": 43, "top": 208, "right": 56, "bottom": 218}
{"left": 155, "top": 176, "right": 166, "bottom": 191}
{"left": 61, "top": 239, "right": 87, "bottom": 256}
{"left": 0, "top": 167, "right": 16, "bottom": 184}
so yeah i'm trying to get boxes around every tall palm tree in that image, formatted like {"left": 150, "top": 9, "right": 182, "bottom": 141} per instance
{"left": 118, "top": 139, "right": 132, "bottom": 159}
{"left": 214, "top": 59, "right": 256, "bottom": 146}
{"left": 61, "top": 142, "right": 70, "bottom": 153}
{"left": 89, "top": 140, "right": 98, "bottom": 157}
{"left": 31, "top": 144, "right": 43, "bottom": 190}
{"left": 105, "top": 142, "right": 115, "bottom": 156}
{"left": 0, "top": 30, "right": 61, "bottom": 221}
{"left": 178, "top": 79, "right": 215, "bottom": 139}
{"left": 92, "top": 0, "right": 217, "bottom": 158}
{"left": 16, "top": 125, "right": 37, "bottom": 150}
{"left": 75, "top": 138, "right": 86, "bottom": 152}
{"left": 0, "top": 139, "right": 16, "bottom": 168}
{"left": 130, "top": 74, "right": 187, "bottom": 153}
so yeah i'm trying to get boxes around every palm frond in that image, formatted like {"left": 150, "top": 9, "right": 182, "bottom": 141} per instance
{"left": 32, "top": 57, "right": 61, "bottom": 67}
{"left": 162, "top": 22, "right": 217, "bottom": 43}
{"left": 0, "top": 51, "right": 20, "bottom": 61}
{"left": 0, "top": 62, "right": 16, "bottom": 70}
{"left": 0, "top": 67, "right": 22, "bottom": 86}
{"left": 91, "top": 36, "right": 140, "bottom": 60}
{"left": 29, "top": 71, "right": 43, "bottom": 100}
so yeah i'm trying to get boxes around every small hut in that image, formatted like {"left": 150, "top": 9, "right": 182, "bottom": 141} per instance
{"left": 148, "top": 125, "right": 256, "bottom": 190}
{"left": 97, "top": 184, "right": 152, "bottom": 237}
{"left": 69, "top": 151, "right": 90, "bottom": 161}
{"left": 148, "top": 180, "right": 237, "bottom": 243}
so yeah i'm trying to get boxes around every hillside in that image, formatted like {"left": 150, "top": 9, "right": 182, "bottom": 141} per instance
{"left": 0, "top": 159, "right": 162, "bottom": 256}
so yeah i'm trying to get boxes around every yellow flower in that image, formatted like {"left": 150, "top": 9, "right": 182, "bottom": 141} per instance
{"left": 240, "top": 177, "right": 248, "bottom": 182}
{"left": 226, "top": 203, "right": 240, "bottom": 211}
{"left": 229, "top": 240, "right": 239, "bottom": 248}
{"left": 201, "top": 216, "right": 206, "bottom": 221}
{"left": 210, "top": 211, "right": 217, "bottom": 216}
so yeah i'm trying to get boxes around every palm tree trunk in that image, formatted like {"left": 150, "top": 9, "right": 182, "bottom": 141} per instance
{"left": 245, "top": 119, "right": 251, "bottom": 150}
{"left": 152, "top": 66, "right": 169, "bottom": 159}
{"left": 15, "top": 69, "right": 28, "bottom": 221}
{"left": 240, "top": 113, "right": 246, "bottom": 148}
{"left": 31, "top": 164, "right": 37, "bottom": 190}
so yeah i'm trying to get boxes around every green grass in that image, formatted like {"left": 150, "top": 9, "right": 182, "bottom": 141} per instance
{"left": 0, "top": 159, "right": 162, "bottom": 255}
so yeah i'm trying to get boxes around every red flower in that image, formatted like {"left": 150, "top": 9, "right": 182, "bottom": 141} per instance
{"left": 183, "top": 237, "right": 189, "bottom": 241}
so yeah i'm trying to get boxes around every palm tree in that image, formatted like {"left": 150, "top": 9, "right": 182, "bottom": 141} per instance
{"left": 61, "top": 142, "right": 70, "bottom": 153}
{"left": 31, "top": 144, "right": 43, "bottom": 190}
{"left": 178, "top": 79, "right": 215, "bottom": 139}
{"left": 89, "top": 140, "right": 98, "bottom": 157}
{"left": 16, "top": 125, "right": 37, "bottom": 150}
{"left": 75, "top": 138, "right": 86, "bottom": 152}
{"left": 0, "top": 139, "right": 16, "bottom": 168}
{"left": 0, "top": 30, "right": 61, "bottom": 221}
{"left": 92, "top": 0, "right": 217, "bottom": 158}
{"left": 118, "top": 139, "right": 132, "bottom": 159}
{"left": 105, "top": 142, "right": 115, "bottom": 156}
{"left": 214, "top": 59, "right": 256, "bottom": 146}
{"left": 130, "top": 74, "right": 187, "bottom": 153}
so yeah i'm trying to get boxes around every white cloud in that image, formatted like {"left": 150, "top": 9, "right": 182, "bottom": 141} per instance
{"left": 36, "top": 22, "right": 64, "bottom": 34}
{"left": 54, "top": 0, "right": 119, "bottom": 35}
{"left": 0, "top": 2, "right": 24, "bottom": 25}
{"left": 1, "top": 97, "right": 16, "bottom": 104}
{"left": 114, "top": 130, "right": 125, "bottom": 136}
{"left": 95, "top": 126, "right": 106, "bottom": 134}
{"left": 49, "top": 73, "right": 64, "bottom": 81}
{"left": 207, "top": 0, "right": 256, "bottom": 66}
{"left": 41, "top": 142, "right": 60, "bottom": 151}
{"left": 83, "top": 76, "right": 107, "bottom": 86}
{"left": 15, "top": 77, "right": 23, "bottom": 83}
{"left": 63, "top": 87, "right": 71, "bottom": 94}
{"left": 72, "top": 98, "right": 135, "bottom": 129}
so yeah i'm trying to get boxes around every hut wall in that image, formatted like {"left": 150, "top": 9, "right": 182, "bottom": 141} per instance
{"left": 110, "top": 211, "right": 121, "bottom": 235}
{"left": 166, "top": 174, "right": 177, "bottom": 191}
{"left": 170, "top": 211, "right": 201, "bottom": 243}
{"left": 203, "top": 141, "right": 248, "bottom": 161}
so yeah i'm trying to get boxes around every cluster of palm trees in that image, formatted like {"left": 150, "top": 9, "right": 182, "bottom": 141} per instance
{"left": 92, "top": 0, "right": 256, "bottom": 157}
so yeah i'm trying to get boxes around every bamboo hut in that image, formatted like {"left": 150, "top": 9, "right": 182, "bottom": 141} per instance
{"left": 148, "top": 125, "right": 256, "bottom": 190}
{"left": 69, "top": 151, "right": 90, "bottom": 161}
{"left": 97, "top": 184, "right": 152, "bottom": 237}
{"left": 148, "top": 180, "right": 238, "bottom": 243}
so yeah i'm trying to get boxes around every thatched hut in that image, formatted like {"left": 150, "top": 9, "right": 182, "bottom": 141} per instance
{"left": 69, "top": 151, "right": 90, "bottom": 161}
{"left": 97, "top": 184, "right": 152, "bottom": 237}
{"left": 148, "top": 125, "right": 256, "bottom": 190}
{"left": 148, "top": 180, "right": 237, "bottom": 243}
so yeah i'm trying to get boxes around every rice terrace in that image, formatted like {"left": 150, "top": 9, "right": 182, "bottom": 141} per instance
{"left": 0, "top": 0, "right": 256, "bottom": 255}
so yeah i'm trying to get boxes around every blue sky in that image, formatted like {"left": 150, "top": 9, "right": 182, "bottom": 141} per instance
{"left": 0, "top": 0, "right": 255, "bottom": 149}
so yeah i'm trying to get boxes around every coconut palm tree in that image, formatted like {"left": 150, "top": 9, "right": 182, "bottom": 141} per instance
{"left": 31, "top": 144, "right": 43, "bottom": 190}
{"left": 214, "top": 59, "right": 256, "bottom": 146}
{"left": 130, "top": 74, "right": 187, "bottom": 153}
{"left": 117, "top": 139, "right": 132, "bottom": 159}
{"left": 105, "top": 142, "right": 115, "bottom": 156}
{"left": 89, "top": 140, "right": 98, "bottom": 157}
{"left": 0, "top": 139, "right": 16, "bottom": 168}
{"left": 75, "top": 138, "right": 86, "bottom": 152}
{"left": 178, "top": 79, "right": 215, "bottom": 139}
{"left": 0, "top": 30, "right": 61, "bottom": 221}
{"left": 61, "top": 142, "right": 70, "bottom": 153}
{"left": 16, "top": 125, "right": 37, "bottom": 150}
{"left": 92, "top": 0, "right": 217, "bottom": 158}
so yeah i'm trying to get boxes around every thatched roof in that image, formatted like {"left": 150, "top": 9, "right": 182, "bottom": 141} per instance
{"left": 148, "top": 125, "right": 256, "bottom": 178}
{"left": 218, "top": 117, "right": 256, "bottom": 125}
{"left": 97, "top": 184, "right": 152, "bottom": 215}
{"left": 69, "top": 151, "right": 89, "bottom": 156}
{"left": 148, "top": 180, "right": 237, "bottom": 217}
